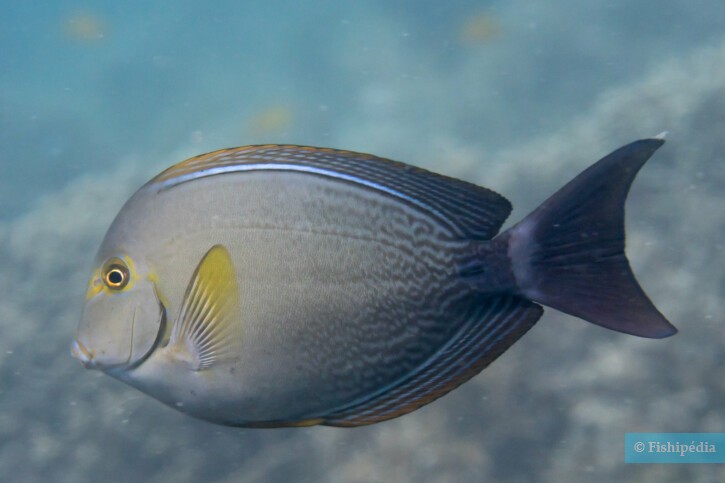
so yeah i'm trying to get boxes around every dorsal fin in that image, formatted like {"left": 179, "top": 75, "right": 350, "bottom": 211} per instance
{"left": 149, "top": 145, "right": 512, "bottom": 240}
{"left": 321, "top": 296, "right": 542, "bottom": 427}
{"left": 167, "top": 245, "right": 241, "bottom": 370}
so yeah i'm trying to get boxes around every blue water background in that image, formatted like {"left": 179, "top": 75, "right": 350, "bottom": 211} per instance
{"left": 1, "top": 1, "right": 724, "bottom": 482}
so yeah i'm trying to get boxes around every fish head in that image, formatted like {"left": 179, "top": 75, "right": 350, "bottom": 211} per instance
{"left": 72, "top": 249, "right": 165, "bottom": 372}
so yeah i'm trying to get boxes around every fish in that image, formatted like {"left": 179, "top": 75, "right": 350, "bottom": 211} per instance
{"left": 71, "top": 136, "right": 676, "bottom": 427}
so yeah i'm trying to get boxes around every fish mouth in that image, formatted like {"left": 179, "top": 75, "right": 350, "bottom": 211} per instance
{"left": 70, "top": 338, "right": 131, "bottom": 371}
{"left": 70, "top": 338, "right": 95, "bottom": 368}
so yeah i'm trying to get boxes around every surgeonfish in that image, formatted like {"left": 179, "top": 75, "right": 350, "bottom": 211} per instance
{"left": 71, "top": 136, "right": 676, "bottom": 427}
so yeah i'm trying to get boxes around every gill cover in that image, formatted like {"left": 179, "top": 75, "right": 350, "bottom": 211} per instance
{"left": 74, "top": 255, "right": 164, "bottom": 369}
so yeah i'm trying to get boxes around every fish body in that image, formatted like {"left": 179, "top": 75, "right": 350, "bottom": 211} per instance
{"left": 72, "top": 140, "right": 676, "bottom": 427}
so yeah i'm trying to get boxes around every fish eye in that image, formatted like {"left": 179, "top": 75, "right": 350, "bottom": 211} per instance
{"left": 102, "top": 259, "right": 130, "bottom": 290}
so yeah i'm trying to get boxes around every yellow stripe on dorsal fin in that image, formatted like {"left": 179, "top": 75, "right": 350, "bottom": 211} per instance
{"left": 168, "top": 245, "right": 241, "bottom": 370}
{"left": 151, "top": 146, "right": 270, "bottom": 184}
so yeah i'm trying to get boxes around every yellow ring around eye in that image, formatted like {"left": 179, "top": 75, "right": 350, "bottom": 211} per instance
{"left": 102, "top": 259, "right": 130, "bottom": 290}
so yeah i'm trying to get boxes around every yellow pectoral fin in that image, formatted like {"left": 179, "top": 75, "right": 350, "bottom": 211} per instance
{"left": 168, "top": 245, "right": 241, "bottom": 370}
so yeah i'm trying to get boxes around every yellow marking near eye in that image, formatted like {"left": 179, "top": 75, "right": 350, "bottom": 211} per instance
{"left": 120, "top": 255, "right": 138, "bottom": 289}
{"left": 86, "top": 255, "right": 141, "bottom": 299}
{"left": 104, "top": 264, "right": 129, "bottom": 289}
{"left": 85, "top": 269, "right": 103, "bottom": 300}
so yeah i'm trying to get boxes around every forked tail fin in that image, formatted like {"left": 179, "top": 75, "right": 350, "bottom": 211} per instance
{"left": 504, "top": 136, "right": 677, "bottom": 338}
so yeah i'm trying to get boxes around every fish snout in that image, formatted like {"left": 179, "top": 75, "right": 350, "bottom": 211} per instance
{"left": 71, "top": 338, "right": 96, "bottom": 369}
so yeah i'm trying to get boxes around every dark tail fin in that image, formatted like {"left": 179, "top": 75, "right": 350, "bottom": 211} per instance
{"left": 503, "top": 136, "right": 677, "bottom": 338}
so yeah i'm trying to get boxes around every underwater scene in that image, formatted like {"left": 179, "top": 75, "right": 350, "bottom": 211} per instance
{"left": 1, "top": 1, "right": 724, "bottom": 481}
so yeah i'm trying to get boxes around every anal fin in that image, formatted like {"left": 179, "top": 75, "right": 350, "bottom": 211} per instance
{"left": 322, "top": 296, "right": 543, "bottom": 427}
